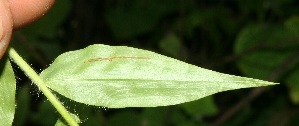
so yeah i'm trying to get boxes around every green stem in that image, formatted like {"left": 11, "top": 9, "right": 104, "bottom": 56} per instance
{"left": 8, "top": 48, "right": 78, "bottom": 126}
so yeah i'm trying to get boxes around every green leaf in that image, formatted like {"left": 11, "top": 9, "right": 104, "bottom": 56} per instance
{"left": 0, "top": 58, "right": 16, "bottom": 126}
{"left": 234, "top": 23, "right": 299, "bottom": 80}
{"left": 40, "top": 44, "right": 277, "bottom": 108}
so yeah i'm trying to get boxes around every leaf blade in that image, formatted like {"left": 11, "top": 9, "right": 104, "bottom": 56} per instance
{"left": 40, "top": 44, "right": 277, "bottom": 108}
{"left": 0, "top": 58, "right": 16, "bottom": 126}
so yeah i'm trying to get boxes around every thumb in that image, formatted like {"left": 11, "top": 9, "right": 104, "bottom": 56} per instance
{"left": 0, "top": 0, "right": 13, "bottom": 59}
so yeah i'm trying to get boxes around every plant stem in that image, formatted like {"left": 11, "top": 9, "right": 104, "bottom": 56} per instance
{"left": 8, "top": 48, "right": 78, "bottom": 126}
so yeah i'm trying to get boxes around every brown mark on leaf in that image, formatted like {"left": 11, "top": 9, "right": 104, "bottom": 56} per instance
{"left": 85, "top": 56, "right": 150, "bottom": 62}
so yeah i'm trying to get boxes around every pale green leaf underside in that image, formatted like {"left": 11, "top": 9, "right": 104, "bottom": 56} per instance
{"left": 40, "top": 44, "right": 277, "bottom": 108}
{"left": 0, "top": 59, "right": 16, "bottom": 126}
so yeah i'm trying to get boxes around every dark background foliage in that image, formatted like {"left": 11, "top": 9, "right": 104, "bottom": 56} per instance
{"left": 11, "top": 0, "right": 299, "bottom": 125}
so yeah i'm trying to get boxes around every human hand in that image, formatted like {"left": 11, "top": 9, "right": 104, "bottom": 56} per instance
{"left": 0, "top": 0, "right": 55, "bottom": 59}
